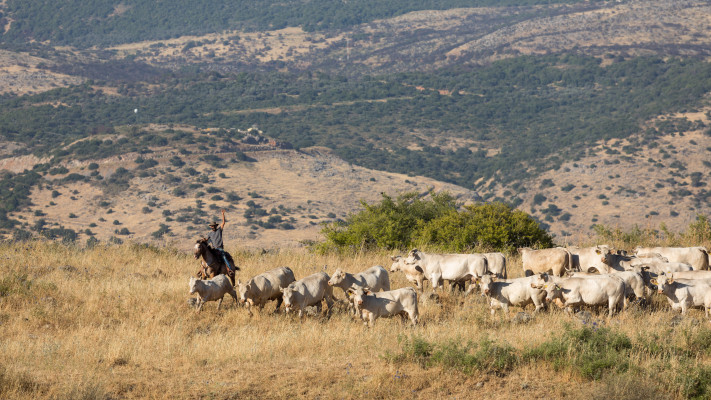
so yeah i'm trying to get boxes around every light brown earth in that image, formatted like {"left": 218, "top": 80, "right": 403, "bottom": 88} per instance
{"left": 8, "top": 141, "right": 478, "bottom": 250}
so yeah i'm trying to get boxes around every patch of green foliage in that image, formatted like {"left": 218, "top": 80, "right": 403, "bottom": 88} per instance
{"left": 385, "top": 334, "right": 518, "bottom": 375}
{"left": 320, "top": 191, "right": 552, "bottom": 252}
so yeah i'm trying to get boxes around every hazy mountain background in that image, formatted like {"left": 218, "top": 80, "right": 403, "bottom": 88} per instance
{"left": 1, "top": 0, "right": 711, "bottom": 249}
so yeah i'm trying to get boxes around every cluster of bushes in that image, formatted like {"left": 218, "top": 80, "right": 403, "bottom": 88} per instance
{"left": 320, "top": 191, "right": 552, "bottom": 253}
{"left": 387, "top": 324, "right": 711, "bottom": 398}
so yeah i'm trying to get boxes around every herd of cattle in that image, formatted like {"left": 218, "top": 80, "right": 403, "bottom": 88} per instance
{"left": 188, "top": 245, "right": 711, "bottom": 325}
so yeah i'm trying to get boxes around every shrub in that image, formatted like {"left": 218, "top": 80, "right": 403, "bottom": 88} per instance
{"left": 386, "top": 335, "right": 518, "bottom": 375}
{"left": 321, "top": 192, "right": 552, "bottom": 252}
{"left": 524, "top": 324, "right": 632, "bottom": 380}
{"left": 532, "top": 193, "right": 547, "bottom": 205}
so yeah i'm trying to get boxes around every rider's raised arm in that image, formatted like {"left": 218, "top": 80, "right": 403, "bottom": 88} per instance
{"left": 220, "top": 209, "right": 226, "bottom": 230}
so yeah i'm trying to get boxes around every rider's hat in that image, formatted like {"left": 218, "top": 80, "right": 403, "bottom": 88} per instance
{"left": 209, "top": 221, "right": 219, "bottom": 227}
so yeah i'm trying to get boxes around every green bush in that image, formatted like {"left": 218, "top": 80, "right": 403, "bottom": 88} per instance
{"left": 524, "top": 324, "right": 632, "bottom": 380}
{"left": 385, "top": 335, "right": 518, "bottom": 375}
{"left": 320, "top": 191, "right": 552, "bottom": 252}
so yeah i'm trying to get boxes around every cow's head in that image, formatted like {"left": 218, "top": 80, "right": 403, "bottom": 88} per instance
{"left": 655, "top": 273, "right": 673, "bottom": 294}
{"left": 390, "top": 255, "right": 404, "bottom": 272}
{"left": 404, "top": 249, "right": 422, "bottom": 266}
{"left": 328, "top": 269, "right": 345, "bottom": 286}
{"left": 477, "top": 274, "right": 495, "bottom": 296}
{"left": 347, "top": 287, "right": 371, "bottom": 306}
{"left": 280, "top": 286, "right": 296, "bottom": 312}
{"left": 529, "top": 273, "right": 550, "bottom": 289}
{"left": 189, "top": 277, "right": 198, "bottom": 295}
{"left": 236, "top": 279, "right": 251, "bottom": 303}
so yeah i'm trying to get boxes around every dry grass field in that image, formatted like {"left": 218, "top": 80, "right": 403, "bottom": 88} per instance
{"left": 2, "top": 239, "right": 711, "bottom": 399}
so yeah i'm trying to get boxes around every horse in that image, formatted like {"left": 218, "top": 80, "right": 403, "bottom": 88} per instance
{"left": 194, "top": 238, "right": 237, "bottom": 286}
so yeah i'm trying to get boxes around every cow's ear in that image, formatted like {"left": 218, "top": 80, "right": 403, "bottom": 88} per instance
{"left": 491, "top": 276, "right": 497, "bottom": 282}
{"left": 650, "top": 278, "right": 658, "bottom": 285}
{"left": 364, "top": 288, "right": 372, "bottom": 294}
{"left": 595, "top": 248, "right": 601, "bottom": 254}
{"left": 530, "top": 283, "right": 537, "bottom": 289}
{"left": 415, "top": 266, "right": 424, "bottom": 274}
{"left": 237, "top": 279, "right": 242, "bottom": 285}
{"left": 279, "top": 288, "right": 285, "bottom": 293}
{"left": 390, "top": 256, "right": 398, "bottom": 261}
{"left": 554, "top": 284, "right": 561, "bottom": 290}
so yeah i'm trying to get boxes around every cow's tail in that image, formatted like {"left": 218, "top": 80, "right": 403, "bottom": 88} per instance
{"left": 501, "top": 256, "right": 508, "bottom": 279}
{"left": 563, "top": 248, "right": 574, "bottom": 273}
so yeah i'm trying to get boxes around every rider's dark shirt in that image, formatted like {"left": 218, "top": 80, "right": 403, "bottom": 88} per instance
{"left": 207, "top": 228, "right": 224, "bottom": 249}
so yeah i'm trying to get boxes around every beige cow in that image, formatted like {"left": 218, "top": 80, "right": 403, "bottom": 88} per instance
{"left": 634, "top": 246, "right": 709, "bottom": 271}
{"left": 519, "top": 247, "right": 572, "bottom": 277}
{"left": 237, "top": 266, "right": 296, "bottom": 316}
{"left": 347, "top": 287, "right": 418, "bottom": 327}
{"left": 281, "top": 272, "right": 335, "bottom": 318}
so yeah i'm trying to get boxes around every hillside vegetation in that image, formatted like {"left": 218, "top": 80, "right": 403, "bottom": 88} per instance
{"left": 0, "top": 0, "right": 710, "bottom": 239}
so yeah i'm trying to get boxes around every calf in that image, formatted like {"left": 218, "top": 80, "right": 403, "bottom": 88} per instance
{"left": 237, "top": 266, "right": 296, "bottom": 316}
{"left": 281, "top": 272, "right": 335, "bottom": 318}
{"left": 655, "top": 273, "right": 711, "bottom": 317}
{"left": 189, "top": 275, "right": 238, "bottom": 312}
{"left": 347, "top": 287, "right": 418, "bottom": 327}
{"left": 475, "top": 274, "right": 546, "bottom": 315}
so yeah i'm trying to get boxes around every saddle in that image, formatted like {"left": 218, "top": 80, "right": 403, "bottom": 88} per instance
{"left": 208, "top": 247, "right": 238, "bottom": 271}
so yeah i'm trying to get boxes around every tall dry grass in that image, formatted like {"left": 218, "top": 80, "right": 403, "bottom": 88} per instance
{"left": 0, "top": 239, "right": 710, "bottom": 399}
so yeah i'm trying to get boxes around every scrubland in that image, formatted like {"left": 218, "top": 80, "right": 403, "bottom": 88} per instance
{"left": 2, "top": 240, "right": 711, "bottom": 399}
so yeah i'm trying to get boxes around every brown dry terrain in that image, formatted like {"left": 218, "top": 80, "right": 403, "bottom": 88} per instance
{"left": 0, "top": 241, "right": 708, "bottom": 399}
{"left": 8, "top": 130, "right": 477, "bottom": 250}
{"left": 496, "top": 107, "right": 711, "bottom": 241}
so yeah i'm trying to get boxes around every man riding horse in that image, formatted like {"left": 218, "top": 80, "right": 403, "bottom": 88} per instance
{"left": 196, "top": 209, "right": 238, "bottom": 284}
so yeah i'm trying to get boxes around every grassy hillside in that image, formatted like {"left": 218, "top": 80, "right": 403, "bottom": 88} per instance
{"left": 2, "top": 241, "right": 711, "bottom": 399}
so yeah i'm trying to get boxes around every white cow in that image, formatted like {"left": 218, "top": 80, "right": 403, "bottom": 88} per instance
{"left": 519, "top": 247, "right": 572, "bottom": 277}
{"left": 281, "top": 272, "right": 335, "bottom": 318}
{"left": 635, "top": 246, "right": 709, "bottom": 271}
{"left": 189, "top": 275, "right": 238, "bottom": 312}
{"left": 483, "top": 252, "right": 508, "bottom": 279}
{"left": 237, "top": 266, "right": 296, "bottom": 316}
{"left": 655, "top": 273, "right": 711, "bottom": 317}
{"left": 601, "top": 252, "right": 668, "bottom": 273}
{"left": 568, "top": 245, "right": 612, "bottom": 273}
{"left": 533, "top": 274, "right": 625, "bottom": 317}
{"left": 328, "top": 265, "right": 390, "bottom": 294}
{"left": 403, "top": 249, "right": 488, "bottom": 291}
{"left": 475, "top": 274, "right": 546, "bottom": 315}
{"left": 347, "top": 287, "right": 418, "bottom": 327}
{"left": 390, "top": 255, "right": 426, "bottom": 290}
{"left": 568, "top": 270, "right": 646, "bottom": 307}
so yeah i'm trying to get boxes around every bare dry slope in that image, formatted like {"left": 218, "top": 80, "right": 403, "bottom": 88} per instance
{"left": 9, "top": 143, "right": 478, "bottom": 250}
